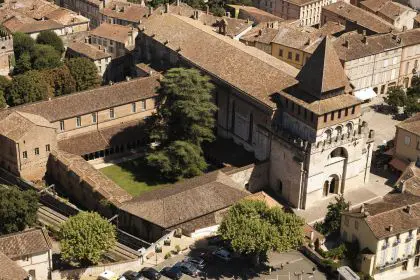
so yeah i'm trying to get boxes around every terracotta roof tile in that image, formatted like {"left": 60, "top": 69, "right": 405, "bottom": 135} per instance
{"left": 0, "top": 111, "right": 54, "bottom": 141}
{"left": 101, "top": 2, "right": 148, "bottom": 23}
{"left": 323, "top": 2, "right": 394, "bottom": 34}
{"left": 120, "top": 171, "right": 250, "bottom": 228}
{"left": 140, "top": 13, "right": 298, "bottom": 108}
{"left": 230, "top": 5, "right": 283, "bottom": 24}
{"left": 0, "top": 252, "right": 28, "bottom": 280}
{"left": 91, "top": 22, "right": 134, "bottom": 43}
{"left": 0, "top": 228, "right": 51, "bottom": 259}
{"left": 68, "top": 40, "right": 112, "bottom": 60}
{"left": 0, "top": 76, "right": 159, "bottom": 122}
{"left": 396, "top": 112, "right": 420, "bottom": 135}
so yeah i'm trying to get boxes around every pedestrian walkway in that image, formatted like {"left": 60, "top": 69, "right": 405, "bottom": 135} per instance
{"left": 89, "top": 151, "right": 144, "bottom": 169}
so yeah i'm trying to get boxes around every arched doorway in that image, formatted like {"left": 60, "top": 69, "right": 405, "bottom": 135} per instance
{"left": 323, "top": 174, "right": 340, "bottom": 197}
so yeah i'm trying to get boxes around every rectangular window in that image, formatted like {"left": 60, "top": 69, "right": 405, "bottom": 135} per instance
{"left": 35, "top": 148, "right": 39, "bottom": 155}
{"left": 331, "top": 111, "right": 335, "bottom": 121}
{"left": 92, "top": 113, "right": 97, "bottom": 123}
{"left": 60, "top": 120, "right": 65, "bottom": 131}
{"left": 23, "top": 151, "right": 27, "bottom": 159}
{"left": 324, "top": 114, "right": 327, "bottom": 122}
{"left": 131, "top": 102, "right": 136, "bottom": 113}
{"left": 110, "top": 108, "right": 115, "bottom": 118}
{"left": 45, "top": 144, "right": 50, "bottom": 152}
{"left": 76, "top": 116, "right": 82, "bottom": 127}
{"left": 405, "top": 136, "right": 411, "bottom": 145}
{"left": 279, "top": 49, "right": 283, "bottom": 57}
{"left": 351, "top": 106, "right": 355, "bottom": 114}
{"left": 295, "top": 53, "right": 300, "bottom": 61}
{"left": 141, "top": 100, "right": 146, "bottom": 110}
{"left": 345, "top": 108, "right": 349, "bottom": 116}
{"left": 288, "top": 51, "right": 292, "bottom": 59}
{"left": 338, "top": 110, "right": 341, "bottom": 119}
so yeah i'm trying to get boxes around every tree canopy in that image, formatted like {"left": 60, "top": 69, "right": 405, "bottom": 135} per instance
{"left": 147, "top": 140, "right": 207, "bottom": 180}
{"left": 60, "top": 212, "right": 116, "bottom": 265}
{"left": 0, "top": 187, "right": 39, "bottom": 235}
{"left": 316, "top": 195, "right": 349, "bottom": 236}
{"left": 12, "top": 32, "right": 35, "bottom": 60}
{"left": 13, "top": 52, "right": 32, "bottom": 75}
{"left": 218, "top": 200, "right": 305, "bottom": 263}
{"left": 42, "top": 65, "right": 76, "bottom": 96}
{"left": 66, "top": 57, "right": 100, "bottom": 91}
{"left": 6, "top": 70, "right": 52, "bottom": 106}
{"left": 146, "top": 68, "right": 216, "bottom": 180}
{"left": 32, "top": 44, "right": 63, "bottom": 70}
{"left": 36, "top": 30, "right": 65, "bottom": 54}
{"left": 385, "top": 86, "right": 406, "bottom": 109}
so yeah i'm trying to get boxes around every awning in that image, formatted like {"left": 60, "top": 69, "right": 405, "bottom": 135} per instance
{"left": 389, "top": 157, "right": 409, "bottom": 172}
{"left": 354, "top": 88, "right": 377, "bottom": 101}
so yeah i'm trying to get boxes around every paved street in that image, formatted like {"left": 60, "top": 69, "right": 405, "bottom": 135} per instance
{"left": 152, "top": 248, "right": 327, "bottom": 280}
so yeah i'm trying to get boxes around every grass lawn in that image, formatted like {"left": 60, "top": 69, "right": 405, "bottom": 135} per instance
{"left": 99, "top": 157, "right": 172, "bottom": 197}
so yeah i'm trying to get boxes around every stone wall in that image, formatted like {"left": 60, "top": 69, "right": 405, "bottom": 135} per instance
{"left": 225, "top": 162, "right": 269, "bottom": 193}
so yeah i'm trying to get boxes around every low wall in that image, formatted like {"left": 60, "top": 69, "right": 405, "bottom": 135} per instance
{"left": 225, "top": 161, "right": 269, "bottom": 193}
{"left": 51, "top": 259, "right": 142, "bottom": 280}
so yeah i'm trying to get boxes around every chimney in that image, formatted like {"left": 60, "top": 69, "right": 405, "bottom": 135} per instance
{"left": 165, "top": 3, "right": 169, "bottom": 13}
{"left": 258, "top": 29, "right": 263, "bottom": 36}
{"left": 310, "top": 231, "right": 314, "bottom": 242}
{"left": 362, "top": 36, "right": 367, "bottom": 45}
{"left": 362, "top": 29, "right": 366, "bottom": 36}
{"left": 388, "top": 224, "right": 393, "bottom": 232}
{"left": 193, "top": 10, "right": 199, "bottom": 20}
{"left": 126, "top": 76, "right": 131, "bottom": 81}
{"left": 226, "top": 11, "right": 231, "bottom": 18}
{"left": 360, "top": 204, "right": 365, "bottom": 213}
{"left": 404, "top": 205, "right": 412, "bottom": 214}
{"left": 343, "top": 40, "right": 350, "bottom": 49}
{"left": 148, "top": 6, "right": 153, "bottom": 16}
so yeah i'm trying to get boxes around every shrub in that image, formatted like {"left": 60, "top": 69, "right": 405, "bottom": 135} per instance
{"left": 175, "top": 245, "right": 181, "bottom": 253}
{"left": 164, "top": 252, "right": 172, "bottom": 259}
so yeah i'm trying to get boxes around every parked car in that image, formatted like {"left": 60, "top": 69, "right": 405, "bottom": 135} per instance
{"left": 212, "top": 248, "right": 231, "bottom": 261}
{"left": 98, "top": 270, "right": 118, "bottom": 280}
{"left": 183, "top": 256, "right": 205, "bottom": 269}
{"left": 160, "top": 266, "right": 183, "bottom": 280}
{"left": 175, "top": 262, "right": 201, "bottom": 278}
{"left": 120, "top": 270, "right": 144, "bottom": 280}
{"left": 140, "top": 267, "right": 161, "bottom": 280}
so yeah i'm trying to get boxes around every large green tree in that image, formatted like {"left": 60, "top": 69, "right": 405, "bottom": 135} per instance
{"left": 36, "top": 30, "right": 65, "bottom": 54}
{"left": 7, "top": 70, "right": 52, "bottom": 106}
{"left": 0, "top": 76, "right": 11, "bottom": 108}
{"left": 318, "top": 195, "right": 349, "bottom": 236}
{"left": 385, "top": 86, "right": 406, "bottom": 110}
{"left": 219, "top": 200, "right": 305, "bottom": 264}
{"left": 32, "top": 44, "right": 62, "bottom": 70}
{"left": 60, "top": 212, "right": 116, "bottom": 265}
{"left": 13, "top": 52, "right": 32, "bottom": 74}
{"left": 405, "top": 77, "right": 420, "bottom": 116}
{"left": 66, "top": 57, "right": 100, "bottom": 91}
{"left": 151, "top": 68, "right": 217, "bottom": 146}
{"left": 0, "top": 187, "right": 39, "bottom": 235}
{"left": 147, "top": 141, "right": 207, "bottom": 180}
{"left": 12, "top": 32, "right": 35, "bottom": 60}
{"left": 42, "top": 65, "right": 76, "bottom": 96}
{"left": 147, "top": 68, "right": 217, "bottom": 180}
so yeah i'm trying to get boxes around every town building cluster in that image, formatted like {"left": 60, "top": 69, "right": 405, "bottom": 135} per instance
{"left": 0, "top": 0, "right": 419, "bottom": 279}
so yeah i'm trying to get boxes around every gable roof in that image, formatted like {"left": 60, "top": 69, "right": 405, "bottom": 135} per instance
{"left": 361, "top": 0, "right": 414, "bottom": 21}
{"left": 0, "top": 228, "right": 52, "bottom": 259}
{"left": 296, "top": 36, "right": 350, "bottom": 97}
{"left": 396, "top": 112, "right": 420, "bottom": 136}
{"left": 0, "top": 75, "right": 159, "bottom": 122}
{"left": 140, "top": 13, "right": 298, "bottom": 109}
{"left": 67, "top": 40, "right": 112, "bottom": 60}
{"left": 90, "top": 22, "right": 134, "bottom": 43}
{"left": 101, "top": 2, "right": 148, "bottom": 23}
{"left": 0, "top": 111, "right": 54, "bottom": 141}
{"left": 120, "top": 171, "right": 250, "bottom": 228}
{"left": 0, "top": 252, "right": 28, "bottom": 280}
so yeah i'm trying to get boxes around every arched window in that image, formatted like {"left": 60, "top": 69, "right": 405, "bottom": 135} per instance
{"left": 346, "top": 123, "right": 353, "bottom": 134}
{"left": 336, "top": 126, "right": 343, "bottom": 136}
{"left": 324, "top": 129, "right": 332, "bottom": 140}
{"left": 330, "top": 147, "right": 347, "bottom": 158}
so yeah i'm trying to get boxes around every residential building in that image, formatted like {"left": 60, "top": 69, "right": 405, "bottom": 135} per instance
{"left": 0, "top": 0, "right": 90, "bottom": 39}
{"left": 227, "top": 5, "right": 284, "bottom": 24}
{"left": 0, "top": 75, "right": 159, "bottom": 180}
{"left": 0, "top": 228, "right": 53, "bottom": 280}
{"left": 66, "top": 40, "right": 112, "bottom": 77}
{"left": 100, "top": 1, "right": 148, "bottom": 27}
{"left": 340, "top": 174, "right": 420, "bottom": 277}
{"left": 333, "top": 29, "right": 420, "bottom": 100}
{"left": 360, "top": 0, "right": 417, "bottom": 31}
{"left": 0, "top": 33, "right": 14, "bottom": 76}
{"left": 0, "top": 252, "right": 29, "bottom": 280}
{"left": 119, "top": 170, "right": 251, "bottom": 241}
{"left": 58, "top": 0, "right": 104, "bottom": 27}
{"left": 253, "top": 0, "right": 339, "bottom": 27}
{"left": 389, "top": 113, "right": 420, "bottom": 172}
{"left": 135, "top": 11, "right": 374, "bottom": 209}
{"left": 90, "top": 23, "right": 137, "bottom": 58}
{"left": 321, "top": 1, "right": 395, "bottom": 35}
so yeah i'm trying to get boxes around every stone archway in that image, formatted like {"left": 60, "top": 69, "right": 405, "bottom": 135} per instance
{"left": 323, "top": 174, "right": 340, "bottom": 197}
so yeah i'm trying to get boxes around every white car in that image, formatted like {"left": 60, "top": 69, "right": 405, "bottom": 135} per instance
{"left": 98, "top": 270, "right": 118, "bottom": 280}
{"left": 212, "top": 248, "right": 232, "bottom": 261}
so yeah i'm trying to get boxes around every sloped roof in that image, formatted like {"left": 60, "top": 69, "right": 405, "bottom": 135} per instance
{"left": 0, "top": 111, "right": 54, "bottom": 141}
{"left": 296, "top": 36, "right": 350, "bottom": 97}
{"left": 396, "top": 112, "right": 420, "bottom": 136}
{"left": 0, "top": 252, "right": 28, "bottom": 280}
{"left": 120, "top": 171, "right": 250, "bottom": 228}
{"left": 101, "top": 2, "right": 148, "bottom": 23}
{"left": 90, "top": 22, "right": 134, "bottom": 43}
{"left": 0, "top": 228, "right": 52, "bottom": 259}
{"left": 139, "top": 13, "right": 298, "bottom": 109}
{"left": 67, "top": 40, "right": 112, "bottom": 60}
{"left": 361, "top": 0, "right": 414, "bottom": 21}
